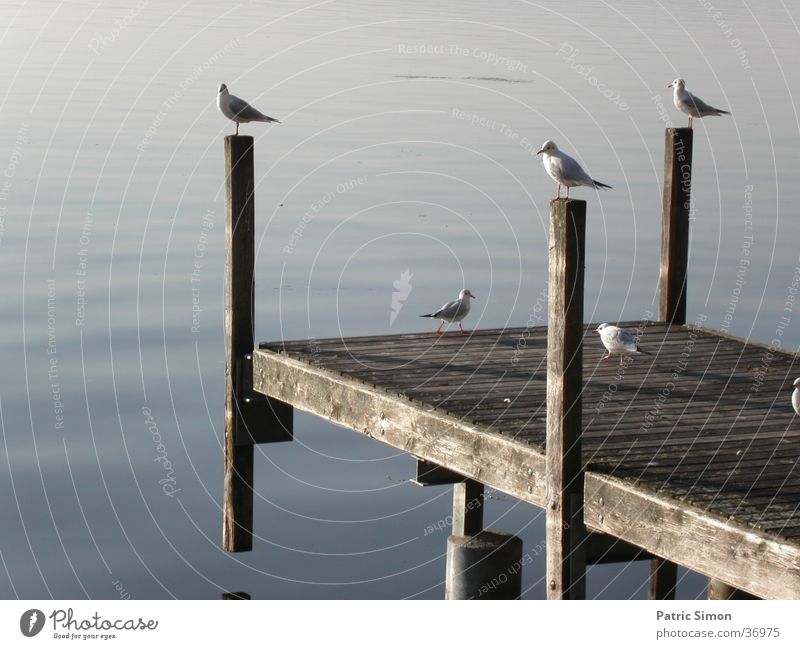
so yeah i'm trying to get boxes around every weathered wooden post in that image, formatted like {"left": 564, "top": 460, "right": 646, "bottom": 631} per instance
{"left": 708, "top": 579, "right": 759, "bottom": 600}
{"left": 652, "top": 127, "right": 693, "bottom": 597}
{"left": 546, "top": 198, "right": 587, "bottom": 600}
{"left": 445, "top": 480, "right": 523, "bottom": 599}
{"left": 659, "top": 127, "right": 692, "bottom": 326}
{"left": 223, "top": 135, "right": 293, "bottom": 552}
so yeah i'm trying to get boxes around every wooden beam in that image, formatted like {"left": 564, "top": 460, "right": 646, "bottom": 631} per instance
{"left": 585, "top": 473, "right": 800, "bottom": 599}
{"left": 223, "top": 135, "right": 256, "bottom": 552}
{"left": 452, "top": 480, "right": 484, "bottom": 536}
{"left": 545, "top": 198, "right": 587, "bottom": 600}
{"left": 412, "top": 459, "right": 463, "bottom": 486}
{"left": 235, "top": 353, "right": 293, "bottom": 445}
{"left": 659, "top": 127, "right": 693, "bottom": 326}
{"left": 252, "top": 350, "right": 548, "bottom": 506}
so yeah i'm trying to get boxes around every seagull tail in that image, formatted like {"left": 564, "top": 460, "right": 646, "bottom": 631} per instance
{"left": 716, "top": 109, "right": 730, "bottom": 115}
{"left": 259, "top": 115, "right": 281, "bottom": 123}
{"left": 419, "top": 313, "right": 435, "bottom": 319}
{"left": 637, "top": 348, "right": 651, "bottom": 355}
{"left": 592, "top": 180, "right": 612, "bottom": 190}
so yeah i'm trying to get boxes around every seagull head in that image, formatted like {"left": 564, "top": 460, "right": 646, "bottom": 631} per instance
{"left": 536, "top": 140, "right": 557, "bottom": 156}
{"left": 459, "top": 289, "right": 476, "bottom": 300}
{"left": 793, "top": 378, "right": 800, "bottom": 389}
{"left": 596, "top": 323, "right": 610, "bottom": 334}
{"left": 668, "top": 78, "right": 685, "bottom": 90}
{"left": 218, "top": 83, "right": 228, "bottom": 94}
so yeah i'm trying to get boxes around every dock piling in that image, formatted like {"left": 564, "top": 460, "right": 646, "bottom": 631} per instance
{"left": 545, "top": 198, "right": 587, "bottom": 600}
{"left": 659, "top": 127, "right": 693, "bottom": 326}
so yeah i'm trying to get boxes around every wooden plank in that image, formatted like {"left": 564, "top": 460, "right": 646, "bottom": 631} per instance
{"left": 546, "top": 198, "right": 587, "bottom": 600}
{"left": 223, "top": 135, "right": 256, "bottom": 553}
{"left": 585, "top": 473, "right": 800, "bottom": 599}
{"left": 659, "top": 127, "right": 692, "bottom": 325}
{"left": 252, "top": 350, "right": 548, "bottom": 506}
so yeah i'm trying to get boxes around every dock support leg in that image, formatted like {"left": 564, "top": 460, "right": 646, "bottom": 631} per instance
{"left": 545, "top": 198, "right": 587, "bottom": 600}
{"left": 652, "top": 127, "right": 693, "bottom": 593}
{"left": 223, "top": 135, "right": 257, "bottom": 552}
{"left": 648, "top": 558, "right": 678, "bottom": 599}
{"left": 445, "top": 480, "right": 522, "bottom": 599}
{"left": 659, "top": 127, "right": 693, "bottom": 327}
{"left": 708, "top": 579, "right": 759, "bottom": 600}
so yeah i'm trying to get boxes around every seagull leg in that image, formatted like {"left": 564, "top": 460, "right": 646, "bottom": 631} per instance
{"left": 235, "top": 121, "right": 240, "bottom": 135}
{"left": 435, "top": 322, "right": 444, "bottom": 336}
{"left": 601, "top": 352, "right": 610, "bottom": 361}
{"left": 555, "top": 184, "right": 561, "bottom": 199}
{"left": 619, "top": 355, "right": 624, "bottom": 368}
{"left": 566, "top": 186, "right": 571, "bottom": 199}
{"left": 459, "top": 322, "right": 468, "bottom": 335}
{"left": 688, "top": 116, "right": 692, "bottom": 129}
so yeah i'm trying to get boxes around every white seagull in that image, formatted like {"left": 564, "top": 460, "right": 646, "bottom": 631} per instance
{"left": 217, "top": 84, "right": 280, "bottom": 135}
{"left": 536, "top": 140, "right": 612, "bottom": 199}
{"left": 596, "top": 323, "right": 649, "bottom": 367}
{"left": 420, "top": 289, "right": 476, "bottom": 335}
{"left": 668, "top": 78, "right": 730, "bottom": 129}
{"left": 791, "top": 378, "right": 800, "bottom": 416}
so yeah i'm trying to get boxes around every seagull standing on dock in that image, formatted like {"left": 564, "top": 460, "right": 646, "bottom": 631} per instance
{"left": 536, "top": 140, "right": 612, "bottom": 199}
{"left": 217, "top": 84, "right": 280, "bottom": 135}
{"left": 668, "top": 78, "right": 730, "bottom": 129}
{"left": 420, "top": 289, "right": 475, "bottom": 335}
{"left": 596, "top": 323, "right": 649, "bottom": 367}
{"left": 791, "top": 378, "right": 800, "bottom": 416}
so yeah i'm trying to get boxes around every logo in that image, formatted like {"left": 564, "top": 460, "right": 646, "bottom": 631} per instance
{"left": 20, "top": 609, "right": 45, "bottom": 637}
{"left": 390, "top": 268, "right": 413, "bottom": 326}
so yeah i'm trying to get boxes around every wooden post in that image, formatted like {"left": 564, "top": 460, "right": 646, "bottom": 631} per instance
{"left": 659, "top": 127, "right": 693, "bottom": 326}
{"left": 452, "top": 479, "right": 484, "bottom": 536}
{"left": 653, "top": 127, "right": 692, "bottom": 594}
{"left": 708, "top": 579, "right": 759, "bottom": 600}
{"left": 223, "top": 135, "right": 256, "bottom": 552}
{"left": 546, "top": 198, "right": 587, "bottom": 600}
{"left": 648, "top": 558, "right": 678, "bottom": 599}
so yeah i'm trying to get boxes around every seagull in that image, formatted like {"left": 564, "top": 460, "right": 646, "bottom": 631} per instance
{"left": 217, "top": 83, "right": 280, "bottom": 135}
{"left": 536, "top": 140, "right": 612, "bottom": 199}
{"left": 596, "top": 323, "right": 649, "bottom": 367}
{"left": 668, "top": 78, "right": 730, "bottom": 129}
{"left": 791, "top": 378, "right": 800, "bottom": 416}
{"left": 420, "top": 289, "right": 476, "bottom": 335}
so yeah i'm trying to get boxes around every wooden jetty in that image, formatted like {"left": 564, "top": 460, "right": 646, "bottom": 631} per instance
{"left": 223, "top": 129, "right": 800, "bottom": 599}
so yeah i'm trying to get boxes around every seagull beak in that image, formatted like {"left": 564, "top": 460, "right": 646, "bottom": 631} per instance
{"left": 667, "top": 83, "right": 673, "bottom": 88}
{"left": 536, "top": 149, "right": 544, "bottom": 155}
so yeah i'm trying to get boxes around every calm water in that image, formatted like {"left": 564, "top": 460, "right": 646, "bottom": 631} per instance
{"left": 2, "top": 0, "right": 799, "bottom": 599}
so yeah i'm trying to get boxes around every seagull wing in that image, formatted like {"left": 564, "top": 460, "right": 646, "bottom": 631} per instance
{"left": 228, "top": 93, "right": 279, "bottom": 122}
{"left": 556, "top": 152, "right": 594, "bottom": 186}
{"left": 604, "top": 326, "right": 639, "bottom": 353}
{"left": 686, "top": 91, "right": 728, "bottom": 116}
{"left": 434, "top": 298, "right": 462, "bottom": 319}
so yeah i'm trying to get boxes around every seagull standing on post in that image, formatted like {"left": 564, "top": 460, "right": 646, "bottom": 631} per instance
{"left": 596, "top": 323, "right": 649, "bottom": 367}
{"left": 790, "top": 378, "right": 800, "bottom": 416}
{"left": 536, "top": 140, "right": 612, "bottom": 199}
{"left": 668, "top": 78, "right": 730, "bottom": 129}
{"left": 420, "top": 289, "right": 476, "bottom": 336}
{"left": 217, "top": 84, "right": 280, "bottom": 135}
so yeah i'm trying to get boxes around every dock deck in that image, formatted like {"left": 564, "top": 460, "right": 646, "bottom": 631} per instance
{"left": 254, "top": 321, "right": 800, "bottom": 599}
